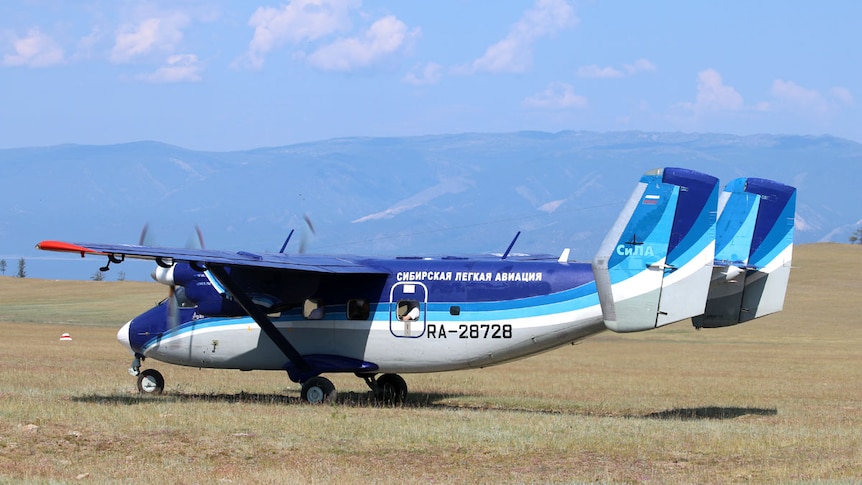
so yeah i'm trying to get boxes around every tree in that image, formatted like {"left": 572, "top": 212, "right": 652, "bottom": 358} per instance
{"left": 117, "top": 271, "right": 126, "bottom": 282}
{"left": 16, "top": 258, "right": 26, "bottom": 278}
{"left": 92, "top": 270, "right": 105, "bottom": 281}
{"left": 0, "top": 259, "right": 6, "bottom": 275}
{"left": 851, "top": 227, "right": 862, "bottom": 244}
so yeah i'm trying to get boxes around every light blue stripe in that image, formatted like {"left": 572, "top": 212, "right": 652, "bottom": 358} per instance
{"left": 715, "top": 188, "right": 759, "bottom": 263}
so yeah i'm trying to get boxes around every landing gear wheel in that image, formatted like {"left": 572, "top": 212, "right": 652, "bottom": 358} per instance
{"left": 136, "top": 369, "right": 165, "bottom": 395}
{"left": 301, "top": 376, "right": 337, "bottom": 404}
{"left": 376, "top": 373, "right": 408, "bottom": 405}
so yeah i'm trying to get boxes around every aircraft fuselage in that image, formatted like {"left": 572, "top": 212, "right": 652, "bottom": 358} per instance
{"left": 118, "top": 258, "right": 605, "bottom": 378}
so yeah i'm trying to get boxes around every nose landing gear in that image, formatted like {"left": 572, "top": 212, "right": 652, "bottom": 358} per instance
{"left": 136, "top": 369, "right": 165, "bottom": 395}
{"left": 129, "top": 355, "right": 164, "bottom": 395}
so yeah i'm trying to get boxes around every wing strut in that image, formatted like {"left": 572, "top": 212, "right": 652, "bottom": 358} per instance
{"left": 206, "top": 265, "right": 311, "bottom": 374}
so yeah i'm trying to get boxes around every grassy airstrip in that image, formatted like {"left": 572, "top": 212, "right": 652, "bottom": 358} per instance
{"left": 1, "top": 244, "right": 860, "bottom": 483}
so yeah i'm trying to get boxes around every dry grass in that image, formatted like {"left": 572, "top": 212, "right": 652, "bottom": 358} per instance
{"left": 0, "top": 278, "right": 165, "bottom": 327}
{"left": 1, "top": 243, "right": 860, "bottom": 483}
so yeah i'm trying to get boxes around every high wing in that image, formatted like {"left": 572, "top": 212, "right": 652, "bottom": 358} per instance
{"left": 35, "top": 240, "right": 389, "bottom": 274}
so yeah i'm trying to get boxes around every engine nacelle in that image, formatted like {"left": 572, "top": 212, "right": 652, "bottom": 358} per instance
{"left": 152, "top": 263, "right": 244, "bottom": 316}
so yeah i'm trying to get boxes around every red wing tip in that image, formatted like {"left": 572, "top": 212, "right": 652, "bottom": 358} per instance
{"left": 36, "top": 240, "right": 101, "bottom": 255}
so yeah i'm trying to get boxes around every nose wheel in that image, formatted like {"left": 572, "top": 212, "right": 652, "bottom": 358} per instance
{"left": 136, "top": 369, "right": 165, "bottom": 395}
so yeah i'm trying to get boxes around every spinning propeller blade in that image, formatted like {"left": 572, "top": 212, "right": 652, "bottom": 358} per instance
{"left": 147, "top": 224, "right": 206, "bottom": 331}
{"left": 138, "top": 223, "right": 153, "bottom": 246}
{"left": 298, "top": 214, "right": 315, "bottom": 254}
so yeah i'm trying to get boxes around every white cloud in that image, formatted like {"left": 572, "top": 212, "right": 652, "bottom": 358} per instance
{"left": 830, "top": 87, "right": 854, "bottom": 105}
{"left": 2, "top": 28, "right": 65, "bottom": 67}
{"left": 768, "top": 80, "right": 855, "bottom": 115}
{"left": 72, "top": 26, "right": 104, "bottom": 62}
{"left": 472, "top": 0, "right": 578, "bottom": 73}
{"left": 683, "top": 68, "right": 744, "bottom": 113}
{"left": 577, "top": 65, "right": 622, "bottom": 79}
{"left": 137, "top": 54, "right": 203, "bottom": 83}
{"left": 111, "top": 13, "right": 190, "bottom": 63}
{"left": 241, "top": 0, "right": 359, "bottom": 69}
{"left": 307, "top": 15, "right": 415, "bottom": 71}
{"left": 770, "top": 79, "right": 824, "bottom": 109}
{"left": 538, "top": 199, "right": 566, "bottom": 213}
{"left": 403, "top": 62, "right": 443, "bottom": 85}
{"left": 623, "top": 58, "right": 656, "bottom": 75}
{"left": 522, "top": 82, "right": 587, "bottom": 109}
{"left": 577, "top": 59, "right": 655, "bottom": 79}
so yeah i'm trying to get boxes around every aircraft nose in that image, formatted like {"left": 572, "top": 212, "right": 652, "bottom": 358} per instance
{"left": 117, "top": 321, "right": 133, "bottom": 352}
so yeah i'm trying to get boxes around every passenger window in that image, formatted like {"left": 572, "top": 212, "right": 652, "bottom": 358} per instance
{"left": 303, "top": 298, "right": 324, "bottom": 320}
{"left": 397, "top": 300, "right": 420, "bottom": 321}
{"left": 347, "top": 299, "right": 370, "bottom": 320}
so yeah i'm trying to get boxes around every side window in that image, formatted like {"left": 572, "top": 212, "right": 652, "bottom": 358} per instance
{"left": 347, "top": 299, "right": 370, "bottom": 320}
{"left": 303, "top": 298, "right": 324, "bottom": 320}
{"left": 397, "top": 299, "right": 420, "bottom": 321}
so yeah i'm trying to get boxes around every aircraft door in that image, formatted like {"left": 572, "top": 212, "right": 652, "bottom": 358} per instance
{"left": 389, "top": 282, "right": 427, "bottom": 338}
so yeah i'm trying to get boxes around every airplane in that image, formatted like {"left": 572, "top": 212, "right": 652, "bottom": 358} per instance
{"left": 36, "top": 167, "right": 796, "bottom": 404}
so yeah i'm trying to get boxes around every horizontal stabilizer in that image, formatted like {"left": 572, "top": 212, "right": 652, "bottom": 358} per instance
{"left": 593, "top": 168, "right": 718, "bottom": 333}
{"left": 692, "top": 178, "right": 796, "bottom": 328}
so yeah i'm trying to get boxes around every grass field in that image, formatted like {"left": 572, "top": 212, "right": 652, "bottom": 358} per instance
{"left": 1, "top": 244, "right": 860, "bottom": 483}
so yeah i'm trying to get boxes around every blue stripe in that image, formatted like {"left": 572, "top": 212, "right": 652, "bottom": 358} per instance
{"left": 714, "top": 179, "right": 760, "bottom": 263}
{"left": 607, "top": 179, "right": 677, "bottom": 273}
{"left": 746, "top": 179, "right": 796, "bottom": 267}
{"left": 663, "top": 168, "right": 719, "bottom": 267}
{"left": 138, "top": 282, "right": 604, "bottom": 352}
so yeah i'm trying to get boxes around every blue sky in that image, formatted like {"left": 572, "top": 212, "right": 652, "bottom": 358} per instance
{"left": 1, "top": 0, "right": 859, "bottom": 151}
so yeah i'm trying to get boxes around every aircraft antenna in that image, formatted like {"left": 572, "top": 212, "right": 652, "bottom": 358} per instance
{"left": 501, "top": 231, "right": 521, "bottom": 260}
{"left": 279, "top": 229, "right": 295, "bottom": 254}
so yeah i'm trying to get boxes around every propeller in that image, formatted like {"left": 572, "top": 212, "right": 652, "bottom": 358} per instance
{"left": 147, "top": 224, "right": 206, "bottom": 331}
{"left": 138, "top": 223, "right": 151, "bottom": 246}
{"left": 153, "top": 264, "right": 181, "bottom": 330}
{"left": 298, "top": 214, "right": 316, "bottom": 254}
{"left": 186, "top": 225, "right": 205, "bottom": 250}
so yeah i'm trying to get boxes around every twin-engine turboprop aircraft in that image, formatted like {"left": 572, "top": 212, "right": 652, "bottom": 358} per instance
{"left": 37, "top": 167, "right": 796, "bottom": 404}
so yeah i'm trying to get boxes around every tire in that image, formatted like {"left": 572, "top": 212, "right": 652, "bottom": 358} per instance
{"left": 137, "top": 369, "right": 165, "bottom": 395}
{"left": 376, "top": 373, "right": 408, "bottom": 405}
{"left": 300, "top": 376, "right": 337, "bottom": 404}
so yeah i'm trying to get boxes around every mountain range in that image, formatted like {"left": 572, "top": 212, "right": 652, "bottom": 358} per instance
{"left": 2, "top": 131, "right": 860, "bottom": 281}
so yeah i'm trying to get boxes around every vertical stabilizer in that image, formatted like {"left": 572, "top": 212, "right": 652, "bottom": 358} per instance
{"left": 593, "top": 168, "right": 718, "bottom": 333}
{"left": 692, "top": 178, "right": 796, "bottom": 328}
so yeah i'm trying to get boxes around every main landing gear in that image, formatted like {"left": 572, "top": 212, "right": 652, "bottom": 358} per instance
{"left": 298, "top": 373, "right": 409, "bottom": 405}
{"left": 373, "top": 374, "right": 408, "bottom": 405}
{"left": 300, "top": 376, "right": 337, "bottom": 404}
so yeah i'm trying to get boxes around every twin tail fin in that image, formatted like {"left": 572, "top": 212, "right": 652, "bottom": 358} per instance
{"left": 592, "top": 168, "right": 795, "bottom": 333}
{"left": 691, "top": 177, "right": 796, "bottom": 328}
{"left": 592, "top": 167, "right": 719, "bottom": 332}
